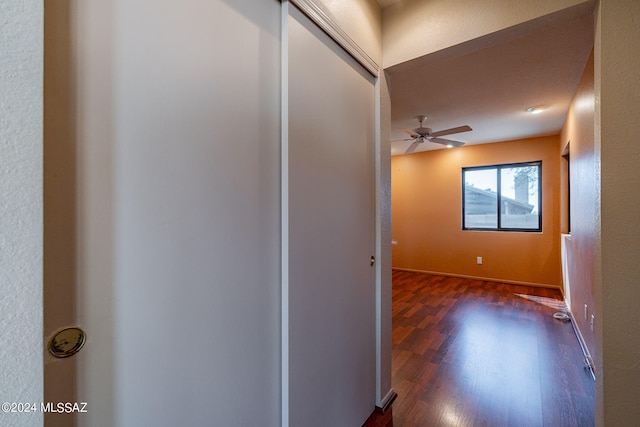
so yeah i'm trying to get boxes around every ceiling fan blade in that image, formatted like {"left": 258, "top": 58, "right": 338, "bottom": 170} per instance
{"left": 430, "top": 125, "right": 472, "bottom": 138}
{"left": 391, "top": 138, "right": 416, "bottom": 142}
{"left": 430, "top": 137, "right": 465, "bottom": 147}
{"left": 405, "top": 141, "right": 421, "bottom": 154}
{"left": 399, "top": 128, "right": 420, "bottom": 138}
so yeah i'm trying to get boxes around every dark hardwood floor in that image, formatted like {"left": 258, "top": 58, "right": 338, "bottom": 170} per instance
{"left": 364, "top": 270, "right": 594, "bottom": 427}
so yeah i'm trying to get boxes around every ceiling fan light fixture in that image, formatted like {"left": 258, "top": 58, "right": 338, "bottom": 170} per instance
{"left": 526, "top": 105, "right": 547, "bottom": 114}
{"left": 396, "top": 116, "right": 472, "bottom": 153}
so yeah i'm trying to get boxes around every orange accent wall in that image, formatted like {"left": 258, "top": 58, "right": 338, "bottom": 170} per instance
{"left": 560, "top": 49, "right": 595, "bottom": 361}
{"left": 392, "top": 135, "right": 562, "bottom": 287}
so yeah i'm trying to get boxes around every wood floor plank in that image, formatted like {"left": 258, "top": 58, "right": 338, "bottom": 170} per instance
{"left": 364, "top": 271, "right": 594, "bottom": 427}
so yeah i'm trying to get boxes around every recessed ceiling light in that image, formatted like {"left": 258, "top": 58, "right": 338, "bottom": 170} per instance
{"left": 526, "top": 105, "right": 547, "bottom": 114}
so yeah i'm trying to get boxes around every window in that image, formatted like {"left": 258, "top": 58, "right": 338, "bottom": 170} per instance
{"left": 463, "top": 161, "right": 542, "bottom": 231}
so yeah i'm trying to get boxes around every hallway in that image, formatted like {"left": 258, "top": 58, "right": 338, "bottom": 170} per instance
{"left": 366, "top": 270, "right": 594, "bottom": 426}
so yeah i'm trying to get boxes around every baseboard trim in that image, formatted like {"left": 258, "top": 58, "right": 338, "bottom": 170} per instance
{"left": 392, "top": 267, "right": 561, "bottom": 290}
{"left": 566, "top": 307, "right": 596, "bottom": 381}
{"left": 376, "top": 389, "right": 397, "bottom": 414}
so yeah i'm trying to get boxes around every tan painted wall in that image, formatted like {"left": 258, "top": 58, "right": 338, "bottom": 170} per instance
{"left": 560, "top": 50, "right": 596, "bottom": 364}
{"left": 392, "top": 135, "right": 562, "bottom": 287}
{"left": 316, "top": 0, "right": 382, "bottom": 65}
{"left": 382, "top": 0, "right": 593, "bottom": 67}
{"left": 595, "top": 0, "right": 640, "bottom": 424}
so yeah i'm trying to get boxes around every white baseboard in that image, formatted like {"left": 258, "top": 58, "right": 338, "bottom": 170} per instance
{"left": 566, "top": 304, "right": 596, "bottom": 381}
{"left": 377, "top": 389, "right": 397, "bottom": 413}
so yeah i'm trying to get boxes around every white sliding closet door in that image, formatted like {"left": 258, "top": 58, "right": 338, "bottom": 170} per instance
{"left": 287, "top": 5, "right": 376, "bottom": 426}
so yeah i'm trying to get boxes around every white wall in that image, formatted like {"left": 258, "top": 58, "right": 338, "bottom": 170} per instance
{"left": 0, "top": 1, "right": 43, "bottom": 426}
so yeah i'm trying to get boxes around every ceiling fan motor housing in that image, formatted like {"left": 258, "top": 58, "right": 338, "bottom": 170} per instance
{"left": 413, "top": 127, "right": 432, "bottom": 137}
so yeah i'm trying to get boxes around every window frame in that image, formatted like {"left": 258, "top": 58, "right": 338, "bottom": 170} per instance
{"left": 462, "top": 161, "right": 542, "bottom": 232}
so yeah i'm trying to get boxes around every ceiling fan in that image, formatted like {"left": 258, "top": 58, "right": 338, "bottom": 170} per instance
{"left": 394, "top": 115, "right": 472, "bottom": 153}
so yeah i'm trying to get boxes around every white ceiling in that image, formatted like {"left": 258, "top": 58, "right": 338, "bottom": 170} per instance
{"left": 386, "top": 10, "right": 594, "bottom": 155}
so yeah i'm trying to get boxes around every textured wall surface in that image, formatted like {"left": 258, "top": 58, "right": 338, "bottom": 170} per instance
{"left": 560, "top": 50, "right": 596, "bottom": 369}
{"left": 596, "top": 0, "right": 640, "bottom": 424}
{"left": 382, "top": 0, "right": 591, "bottom": 67}
{"left": 316, "top": 0, "right": 382, "bottom": 64}
{"left": 0, "top": 1, "right": 44, "bottom": 426}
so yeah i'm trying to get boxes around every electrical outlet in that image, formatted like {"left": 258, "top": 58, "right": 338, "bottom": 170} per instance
{"left": 590, "top": 314, "right": 595, "bottom": 331}
{"left": 584, "top": 304, "right": 588, "bottom": 321}
{"left": 477, "top": 256, "right": 483, "bottom": 265}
